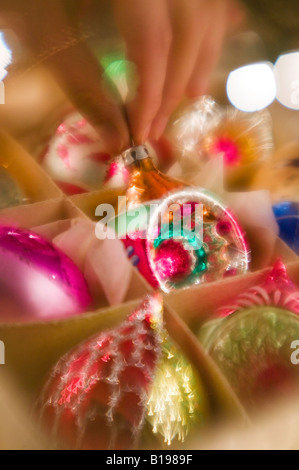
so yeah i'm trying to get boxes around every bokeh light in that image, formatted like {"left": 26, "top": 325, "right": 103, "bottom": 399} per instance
{"left": 226, "top": 62, "right": 276, "bottom": 112}
{"left": 0, "top": 32, "right": 12, "bottom": 82}
{"left": 101, "top": 53, "right": 138, "bottom": 103}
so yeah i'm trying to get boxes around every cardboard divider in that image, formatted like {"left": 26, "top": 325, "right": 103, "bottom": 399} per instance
{"left": 163, "top": 304, "right": 248, "bottom": 423}
{"left": 71, "top": 187, "right": 126, "bottom": 222}
{"left": 0, "top": 130, "right": 62, "bottom": 205}
{"left": 0, "top": 197, "right": 81, "bottom": 230}
{"left": 0, "top": 372, "right": 47, "bottom": 450}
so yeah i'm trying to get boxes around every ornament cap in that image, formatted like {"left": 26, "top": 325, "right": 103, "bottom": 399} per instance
{"left": 123, "top": 145, "right": 150, "bottom": 166}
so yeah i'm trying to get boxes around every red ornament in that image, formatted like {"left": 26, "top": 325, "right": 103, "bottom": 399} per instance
{"left": 122, "top": 236, "right": 159, "bottom": 288}
{"left": 217, "top": 259, "right": 299, "bottom": 318}
{"left": 37, "top": 296, "right": 163, "bottom": 450}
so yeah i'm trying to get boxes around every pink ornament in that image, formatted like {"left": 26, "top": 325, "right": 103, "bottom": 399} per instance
{"left": 0, "top": 226, "right": 92, "bottom": 323}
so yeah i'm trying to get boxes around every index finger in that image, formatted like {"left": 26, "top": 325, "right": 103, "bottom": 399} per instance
{"left": 113, "top": 0, "right": 172, "bottom": 144}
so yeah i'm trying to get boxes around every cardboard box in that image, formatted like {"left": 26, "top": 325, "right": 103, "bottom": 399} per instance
{"left": 0, "top": 130, "right": 62, "bottom": 205}
{"left": 0, "top": 131, "right": 298, "bottom": 450}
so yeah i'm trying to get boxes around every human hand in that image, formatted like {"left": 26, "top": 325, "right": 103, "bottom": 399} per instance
{"left": 113, "top": 0, "right": 244, "bottom": 143}
{"left": 1, "top": 0, "right": 243, "bottom": 153}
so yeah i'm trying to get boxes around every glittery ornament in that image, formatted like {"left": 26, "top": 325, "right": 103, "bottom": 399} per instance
{"left": 146, "top": 339, "right": 207, "bottom": 446}
{"left": 199, "top": 261, "right": 299, "bottom": 408}
{"left": 168, "top": 96, "right": 221, "bottom": 159}
{"left": 201, "top": 109, "right": 273, "bottom": 189}
{"left": 199, "top": 307, "right": 299, "bottom": 409}
{"left": 37, "top": 296, "right": 208, "bottom": 449}
{"left": 0, "top": 168, "right": 25, "bottom": 210}
{"left": 41, "top": 113, "right": 110, "bottom": 194}
{"left": 0, "top": 226, "right": 92, "bottom": 323}
{"left": 113, "top": 145, "right": 185, "bottom": 287}
{"left": 147, "top": 189, "right": 249, "bottom": 293}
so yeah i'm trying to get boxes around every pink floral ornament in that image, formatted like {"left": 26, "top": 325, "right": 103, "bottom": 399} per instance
{"left": 42, "top": 113, "right": 111, "bottom": 194}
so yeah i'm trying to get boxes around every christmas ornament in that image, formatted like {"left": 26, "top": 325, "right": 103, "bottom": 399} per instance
{"left": 112, "top": 145, "right": 185, "bottom": 287}
{"left": 201, "top": 108, "right": 273, "bottom": 189}
{"left": 121, "top": 145, "right": 185, "bottom": 210}
{"left": 41, "top": 112, "right": 110, "bottom": 194}
{"left": 166, "top": 98, "right": 273, "bottom": 190}
{"left": 0, "top": 168, "right": 25, "bottom": 210}
{"left": 37, "top": 296, "right": 208, "bottom": 449}
{"left": 199, "top": 261, "right": 299, "bottom": 408}
{"left": 0, "top": 226, "right": 92, "bottom": 323}
{"left": 273, "top": 202, "right": 299, "bottom": 255}
{"left": 146, "top": 338, "right": 208, "bottom": 446}
{"left": 199, "top": 306, "right": 299, "bottom": 409}
{"left": 113, "top": 145, "right": 249, "bottom": 290}
{"left": 167, "top": 96, "right": 221, "bottom": 160}
{"left": 146, "top": 189, "right": 250, "bottom": 293}
{"left": 216, "top": 260, "right": 299, "bottom": 319}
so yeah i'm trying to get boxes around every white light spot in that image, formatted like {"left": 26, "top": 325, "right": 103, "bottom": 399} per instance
{"left": 0, "top": 32, "right": 12, "bottom": 82}
{"left": 226, "top": 62, "right": 276, "bottom": 112}
{"left": 275, "top": 51, "right": 299, "bottom": 110}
